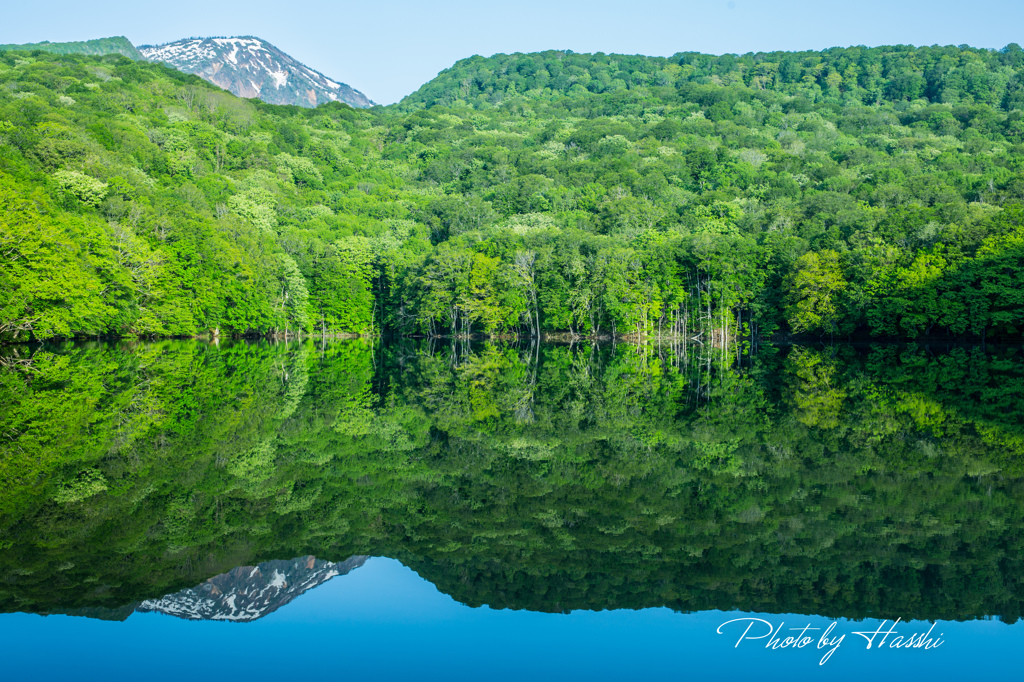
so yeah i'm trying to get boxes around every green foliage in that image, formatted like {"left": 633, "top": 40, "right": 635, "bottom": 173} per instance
{"left": 0, "top": 37, "right": 143, "bottom": 60}
{"left": 0, "top": 176, "right": 116, "bottom": 338}
{"left": 52, "top": 468, "right": 107, "bottom": 504}
{"left": 784, "top": 250, "right": 848, "bottom": 335}
{"left": 52, "top": 169, "right": 107, "bottom": 207}
{"left": 5, "top": 46, "right": 1024, "bottom": 342}
{"left": 276, "top": 253, "right": 311, "bottom": 333}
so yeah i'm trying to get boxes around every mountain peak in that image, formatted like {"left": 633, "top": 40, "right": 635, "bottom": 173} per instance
{"left": 138, "top": 36, "right": 373, "bottom": 109}
{"left": 137, "top": 555, "right": 368, "bottom": 622}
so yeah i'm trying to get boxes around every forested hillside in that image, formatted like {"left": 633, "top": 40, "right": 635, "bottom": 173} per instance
{"left": 0, "top": 37, "right": 142, "bottom": 60}
{"left": 3, "top": 45, "right": 1024, "bottom": 342}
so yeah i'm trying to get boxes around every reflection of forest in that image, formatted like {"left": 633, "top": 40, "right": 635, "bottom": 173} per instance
{"left": 1, "top": 340, "right": 1023, "bottom": 622}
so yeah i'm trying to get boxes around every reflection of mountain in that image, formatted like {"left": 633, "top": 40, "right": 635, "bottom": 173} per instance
{"left": 4, "top": 342, "right": 1024, "bottom": 623}
{"left": 137, "top": 556, "right": 367, "bottom": 622}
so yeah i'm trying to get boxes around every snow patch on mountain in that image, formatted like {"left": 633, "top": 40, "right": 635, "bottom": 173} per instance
{"left": 268, "top": 569, "right": 287, "bottom": 589}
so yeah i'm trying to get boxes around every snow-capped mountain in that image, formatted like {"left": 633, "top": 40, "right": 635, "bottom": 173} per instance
{"left": 137, "top": 555, "right": 367, "bottom": 622}
{"left": 139, "top": 37, "right": 373, "bottom": 108}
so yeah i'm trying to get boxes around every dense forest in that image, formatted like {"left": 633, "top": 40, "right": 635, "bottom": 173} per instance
{"left": 3, "top": 45, "right": 1024, "bottom": 342}
{"left": 0, "top": 37, "right": 142, "bottom": 60}
{"left": 1, "top": 340, "right": 1024, "bottom": 620}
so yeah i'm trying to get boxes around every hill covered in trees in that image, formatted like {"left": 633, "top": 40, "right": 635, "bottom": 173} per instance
{"left": 0, "top": 37, "right": 142, "bottom": 60}
{"left": 3, "top": 44, "right": 1024, "bottom": 343}
{"left": 402, "top": 45, "right": 1024, "bottom": 109}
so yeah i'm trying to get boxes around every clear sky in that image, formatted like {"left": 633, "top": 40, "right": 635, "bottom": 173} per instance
{"left": 3, "top": 0, "right": 1024, "bottom": 104}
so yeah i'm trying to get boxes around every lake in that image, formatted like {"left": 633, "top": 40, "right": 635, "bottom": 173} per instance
{"left": 1, "top": 339, "right": 1023, "bottom": 679}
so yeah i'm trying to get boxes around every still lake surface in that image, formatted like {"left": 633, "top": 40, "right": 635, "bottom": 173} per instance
{"left": 1, "top": 339, "right": 1023, "bottom": 679}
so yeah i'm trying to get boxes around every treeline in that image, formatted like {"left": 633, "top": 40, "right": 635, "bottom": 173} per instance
{"left": 403, "top": 44, "right": 1024, "bottom": 109}
{"left": 0, "top": 37, "right": 142, "bottom": 60}
{"left": 2, "top": 340, "right": 1024, "bottom": 620}
{"left": 3, "top": 48, "right": 1024, "bottom": 342}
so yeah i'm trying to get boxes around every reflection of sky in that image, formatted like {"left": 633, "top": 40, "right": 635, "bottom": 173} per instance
{"left": 1, "top": 557, "right": 1021, "bottom": 680}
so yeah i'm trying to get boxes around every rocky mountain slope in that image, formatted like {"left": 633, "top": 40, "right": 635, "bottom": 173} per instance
{"left": 135, "top": 555, "right": 368, "bottom": 622}
{"left": 139, "top": 36, "right": 373, "bottom": 108}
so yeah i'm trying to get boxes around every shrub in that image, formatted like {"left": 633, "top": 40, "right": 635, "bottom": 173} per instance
{"left": 52, "top": 170, "right": 107, "bottom": 207}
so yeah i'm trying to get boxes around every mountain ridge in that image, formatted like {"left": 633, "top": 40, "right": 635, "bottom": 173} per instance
{"left": 398, "top": 43, "right": 1024, "bottom": 109}
{"left": 138, "top": 36, "right": 374, "bottom": 109}
{"left": 55, "top": 555, "right": 369, "bottom": 622}
{"left": 137, "top": 555, "right": 368, "bottom": 621}
{"left": 0, "top": 36, "right": 142, "bottom": 60}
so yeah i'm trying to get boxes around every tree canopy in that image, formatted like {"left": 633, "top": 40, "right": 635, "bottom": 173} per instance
{"left": 4, "top": 46, "right": 1024, "bottom": 342}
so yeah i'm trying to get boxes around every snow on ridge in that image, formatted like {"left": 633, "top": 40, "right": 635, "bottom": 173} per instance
{"left": 212, "top": 37, "right": 264, "bottom": 49}
{"left": 139, "top": 40, "right": 216, "bottom": 66}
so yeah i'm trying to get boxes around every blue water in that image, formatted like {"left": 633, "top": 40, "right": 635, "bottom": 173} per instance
{"left": 0, "top": 557, "right": 1019, "bottom": 680}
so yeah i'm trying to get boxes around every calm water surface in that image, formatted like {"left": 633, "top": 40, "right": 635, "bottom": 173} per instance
{"left": 1, "top": 340, "right": 1023, "bottom": 679}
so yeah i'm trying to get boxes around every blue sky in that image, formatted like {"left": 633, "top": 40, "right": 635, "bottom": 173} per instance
{"left": 3, "top": 1, "right": 1024, "bottom": 104}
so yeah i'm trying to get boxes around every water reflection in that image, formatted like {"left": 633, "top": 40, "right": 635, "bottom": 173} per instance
{"left": 1, "top": 340, "right": 1023, "bottom": 622}
{"left": 5, "top": 558, "right": 1022, "bottom": 682}
{"left": 54, "top": 556, "right": 367, "bottom": 622}
{"left": 138, "top": 555, "right": 367, "bottom": 622}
